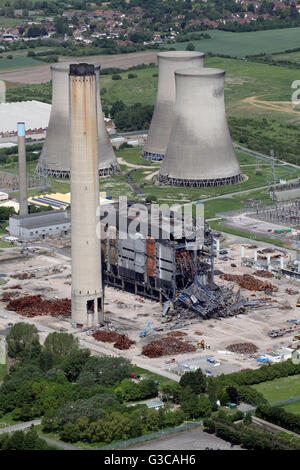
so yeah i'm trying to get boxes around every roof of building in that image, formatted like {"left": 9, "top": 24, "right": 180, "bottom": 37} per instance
{"left": 0, "top": 101, "right": 51, "bottom": 134}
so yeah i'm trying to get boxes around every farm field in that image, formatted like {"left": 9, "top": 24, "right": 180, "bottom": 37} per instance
{"left": 0, "top": 56, "right": 43, "bottom": 72}
{"left": 252, "top": 375, "right": 300, "bottom": 403}
{"left": 100, "top": 57, "right": 300, "bottom": 123}
{"left": 174, "top": 28, "right": 300, "bottom": 57}
{"left": 272, "top": 51, "right": 300, "bottom": 64}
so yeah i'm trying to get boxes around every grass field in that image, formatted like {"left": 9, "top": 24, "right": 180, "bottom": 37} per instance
{"left": 0, "top": 56, "right": 43, "bottom": 72}
{"left": 252, "top": 375, "right": 300, "bottom": 403}
{"left": 99, "top": 57, "right": 300, "bottom": 124}
{"left": 174, "top": 28, "right": 300, "bottom": 57}
{"left": 272, "top": 51, "right": 300, "bottom": 64}
{"left": 282, "top": 401, "right": 300, "bottom": 415}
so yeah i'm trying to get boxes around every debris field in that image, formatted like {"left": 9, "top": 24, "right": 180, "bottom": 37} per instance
{"left": 5, "top": 295, "right": 71, "bottom": 318}
{"left": 92, "top": 329, "right": 135, "bottom": 350}
{"left": 226, "top": 343, "right": 258, "bottom": 354}
{"left": 221, "top": 274, "right": 278, "bottom": 292}
{"left": 142, "top": 336, "right": 196, "bottom": 358}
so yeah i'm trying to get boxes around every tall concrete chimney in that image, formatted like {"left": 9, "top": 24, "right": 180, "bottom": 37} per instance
{"left": 17, "top": 122, "right": 28, "bottom": 217}
{"left": 158, "top": 68, "right": 242, "bottom": 187}
{"left": 37, "top": 62, "right": 119, "bottom": 178}
{"left": 141, "top": 51, "right": 205, "bottom": 161}
{"left": 69, "top": 63, "right": 103, "bottom": 327}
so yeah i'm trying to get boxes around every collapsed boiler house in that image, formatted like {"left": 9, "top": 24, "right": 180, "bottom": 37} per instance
{"left": 100, "top": 200, "right": 212, "bottom": 302}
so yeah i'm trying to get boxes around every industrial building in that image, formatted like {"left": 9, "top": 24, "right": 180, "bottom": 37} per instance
{"left": 141, "top": 51, "right": 205, "bottom": 161}
{"left": 158, "top": 68, "right": 242, "bottom": 187}
{"left": 9, "top": 210, "right": 71, "bottom": 240}
{"left": 0, "top": 100, "right": 50, "bottom": 138}
{"left": 36, "top": 62, "right": 119, "bottom": 178}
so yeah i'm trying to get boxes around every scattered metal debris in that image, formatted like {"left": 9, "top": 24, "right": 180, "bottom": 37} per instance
{"left": 226, "top": 343, "right": 258, "bottom": 354}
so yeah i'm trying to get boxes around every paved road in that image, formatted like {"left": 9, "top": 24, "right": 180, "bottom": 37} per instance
{"left": 0, "top": 419, "right": 41, "bottom": 435}
{"left": 129, "top": 427, "right": 242, "bottom": 450}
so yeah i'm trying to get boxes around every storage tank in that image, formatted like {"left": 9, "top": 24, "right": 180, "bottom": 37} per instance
{"left": 141, "top": 51, "right": 205, "bottom": 161}
{"left": 37, "top": 62, "right": 119, "bottom": 177}
{"left": 69, "top": 63, "right": 103, "bottom": 327}
{"left": 158, "top": 68, "right": 242, "bottom": 187}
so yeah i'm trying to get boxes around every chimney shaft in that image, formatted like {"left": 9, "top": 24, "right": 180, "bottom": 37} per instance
{"left": 69, "top": 63, "right": 103, "bottom": 327}
{"left": 17, "top": 122, "right": 28, "bottom": 217}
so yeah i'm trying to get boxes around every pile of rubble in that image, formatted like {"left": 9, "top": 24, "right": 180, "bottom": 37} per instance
{"left": 226, "top": 343, "right": 258, "bottom": 354}
{"left": 0, "top": 291, "right": 18, "bottom": 302}
{"left": 142, "top": 336, "right": 196, "bottom": 358}
{"left": 286, "top": 288, "right": 298, "bottom": 295}
{"left": 5, "top": 295, "right": 71, "bottom": 317}
{"left": 221, "top": 274, "right": 278, "bottom": 292}
{"left": 164, "top": 280, "right": 247, "bottom": 321}
{"left": 254, "top": 270, "right": 273, "bottom": 278}
{"left": 3, "top": 285, "right": 22, "bottom": 290}
{"left": 11, "top": 272, "right": 36, "bottom": 280}
{"left": 92, "top": 330, "right": 135, "bottom": 350}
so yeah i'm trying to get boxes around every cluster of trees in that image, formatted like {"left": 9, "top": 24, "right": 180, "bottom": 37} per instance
{"left": 44, "top": 406, "right": 186, "bottom": 444}
{"left": 0, "top": 324, "right": 134, "bottom": 422}
{"left": 0, "top": 143, "right": 43, "bottom": 164}
{"left": 0, "top": 426, "right": 55, "bottom": 450}
{"left": 6, "top": 82, "right": 52, "bottom": 104}
{"left": 110, "top": 100, "right": 154, "bottom": 132}
{"left": 204, "top": 414, "right": 300, "bottom": 450}
{"left": 115, "top": 378, "right": 158, "bottom": 402}
{"left": 229, "top": 117, "right": 300, "bottom": 166}
{"left": 256, "top": 405, "right": 300, "bottom": 434}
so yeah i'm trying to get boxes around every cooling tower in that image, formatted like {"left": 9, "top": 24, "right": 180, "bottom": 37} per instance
{"left": 141, "top": 51, "right": 205, "bottom": 161}
{"left": 37, "top": 62, "right": 119, "bottom": 178}
{"left": 158, "top": 68, "right": 243, "bottom": 187}
{"left": 69, "top": 63, "right": 103, "bottom": 327}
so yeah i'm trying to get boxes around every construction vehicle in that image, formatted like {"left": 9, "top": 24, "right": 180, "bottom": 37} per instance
{"left": 139, "top": 321, "right": 155, "bottom": 338}
{"left": 293, "top": 335, "right": 300, "bottom": 341}
{"left": 198, "top": 339, "right": 205, "bottom": 350}
{"left": 296, "top": 297, "right": 300, "bottom": 307}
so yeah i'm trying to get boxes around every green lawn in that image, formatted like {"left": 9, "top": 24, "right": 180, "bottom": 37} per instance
{"left": 131, "top": 366, "right": 176, "bottom": 387}
{"left": 115, "top": 147, "right": 159, "bottom": 167}
{"left": 252, "top": 375, "right": 300, "bottom": 403}
{"left": 174, "top": 28, "right": 300, "bottom": 57}
{"left": 282, "top": 401, "right": 300, "bottom": 416}
{"left": 0, "top": 239, "right": 14, "bottom": 248}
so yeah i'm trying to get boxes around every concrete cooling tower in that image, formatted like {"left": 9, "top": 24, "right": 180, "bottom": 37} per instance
{"left": 158, "top": 68, "right": 243, "bottom": 187}
{"left": 141, "top": 51, "right": 205, "bottom": 161}
{"left": 36, "top": 62, "right": 119, "bottom": 178}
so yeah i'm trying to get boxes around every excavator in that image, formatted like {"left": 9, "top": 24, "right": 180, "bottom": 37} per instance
{"left": 198, "top": 339, "right": 205, "bottom": 350}
{"left": 297, "top": 297, "right": 300, "bottom": 308}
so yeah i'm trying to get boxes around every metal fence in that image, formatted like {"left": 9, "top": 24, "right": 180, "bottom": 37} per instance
{"left": 270, "top": 396, "right": 300, "bottom": 408}
{"left": 99, "top": 420, "right": 204, "bottom": 450}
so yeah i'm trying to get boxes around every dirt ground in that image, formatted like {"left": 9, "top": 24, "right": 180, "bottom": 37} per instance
{"left": 0, "top": 237, "right": 299, "bottom": 378}
{"left": 0, "top": 51, "right": 157, "bottom": 84}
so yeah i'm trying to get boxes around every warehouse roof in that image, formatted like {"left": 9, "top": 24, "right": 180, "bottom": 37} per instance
{"left": 0, "top": 100, "right": 51, "bottom": 134}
